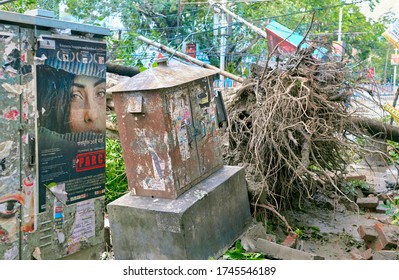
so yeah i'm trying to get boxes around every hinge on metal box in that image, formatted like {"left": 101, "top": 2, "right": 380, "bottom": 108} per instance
{"left": 163, "top": 95, "right": 170, "bottom": 114}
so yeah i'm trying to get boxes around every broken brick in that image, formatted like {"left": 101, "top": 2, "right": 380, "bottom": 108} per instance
{"left": 356, "top": 197, "right": 379, "bottom": 209}
{"left": 360, "top": 248, "right": 373, "bottom": 260}
{"left": 377, "top": 193, "right": 389, "bottom": 202}
{"left": 349, "top": 250, "right": 363, "bottom": 260}
{"left": 282, "top": 232, "right": 297, "bottom": 248}
{"left": 374, "top": 223, "right": 398, "bottom": 251}
{"left": 357, "top": 225, "right": 378, "bottom": 242}
{"left": 349, "top": 248, "right": 373, "bottom": 260}
{"left": 345, "top": 175, "right": 367, "bottom": 181}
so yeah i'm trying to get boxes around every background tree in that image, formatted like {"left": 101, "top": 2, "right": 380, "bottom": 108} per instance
{"left": 2, "top": 0, "right": 394, "bottom": 82}
{"left": 0, "top": 0, "right": 37, "bottom": 13}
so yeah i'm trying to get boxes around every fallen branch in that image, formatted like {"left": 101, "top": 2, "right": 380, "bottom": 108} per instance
{"left": 350, "top": 116, "right": 399, "bottom": 142}
{"left": 106, "top": 62, "right": 140, "bottom": 77}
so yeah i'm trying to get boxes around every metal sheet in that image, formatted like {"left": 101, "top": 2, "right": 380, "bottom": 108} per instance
{"left": 0, "top": 10, "right": 110, "bottom": 36}
{"left": 109, "top": 60, "right": 219, "bottom": 93}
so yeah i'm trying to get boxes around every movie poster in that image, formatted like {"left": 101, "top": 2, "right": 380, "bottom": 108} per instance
{"left": 36, "top": 37, "right": 106, "bottom": 213}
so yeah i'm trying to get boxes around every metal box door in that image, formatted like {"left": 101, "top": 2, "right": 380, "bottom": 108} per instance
{"left": 188, "top": 77, "right": 223, "bottom": 177}
{"left": 165, "top": 86, "right": 203, "bottom": 195}
{"left": 0, "top": 23, "right": 22, "bottom": 260}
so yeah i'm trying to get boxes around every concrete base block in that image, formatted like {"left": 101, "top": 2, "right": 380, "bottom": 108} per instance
{"left": 107, "top": 166, "right": 252, "bottom": 260}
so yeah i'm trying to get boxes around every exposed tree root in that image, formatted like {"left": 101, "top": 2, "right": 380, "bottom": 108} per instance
{"left": 223, "top": 46, "right": 386, "bottom": 213}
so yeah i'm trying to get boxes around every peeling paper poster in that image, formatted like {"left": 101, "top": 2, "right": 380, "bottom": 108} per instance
{"left": 37, "top": 36, "right": 106, "bottom": 212}
{"left": 68, "top": 200, "right": 95, "bottom": 245}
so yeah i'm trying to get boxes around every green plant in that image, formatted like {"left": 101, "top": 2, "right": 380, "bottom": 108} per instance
{"left": 105, "top": 138, "right": 129, "bottom": 207}
{"left": 223, "top": 240, "right": 265, "bottom": 260}
{"left": 342, "top": 179, "right": 370, "bottom": 197}
{"left": 387, "top": 140, "right": 399, "bottom": 164}
{"left": 108, "top": 112, "right": 117, "bottom": 123}
{"left": 380, "top": 196, "right": 399, "bottom": 225}
{"left": 354, "top": 136, "right": 367, "bottom": 147}
{"left": 294, "top": 228, "right": 303, "bottom": 238}
{"left": 340, "top": 232, "right": 363, "bottom": 249}
{"left": 294, "top": 225, "right": 328, "bottom": 242}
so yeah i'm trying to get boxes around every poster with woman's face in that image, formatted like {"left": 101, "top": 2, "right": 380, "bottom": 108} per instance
{"left": 36, "top": 37, "right": 106, "bottom": 213}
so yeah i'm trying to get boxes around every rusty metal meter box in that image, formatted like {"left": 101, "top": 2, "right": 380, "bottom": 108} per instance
{"left": 110, "top": 60, "right": 224, "bottom": 199}
{"left": 0, "top": 10, "right": 109, "bottom": 260}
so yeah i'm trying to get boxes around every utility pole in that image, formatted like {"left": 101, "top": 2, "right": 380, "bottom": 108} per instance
{"left": 210, "top": 0, "right": 268, "bottom": 86}
{"left": 220, "top": 0, "right": 227, "bottom": 86}
{"left": 211, "top": 1, "right": 267, "bottom": 38}
{"left": 394, "top": 49, "right": 398, "bottom": 95}
{"left": 337, "top": 7, "right": 343, "bottom": 42}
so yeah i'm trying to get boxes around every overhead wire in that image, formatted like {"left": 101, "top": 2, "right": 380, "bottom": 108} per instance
{"left": 108, "top": 0, "right": 383, "bottom": 72}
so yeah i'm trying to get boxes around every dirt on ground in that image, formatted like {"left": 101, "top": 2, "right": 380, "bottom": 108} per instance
{"left": 245, "top": 160, "right": 399, "bottom": 260}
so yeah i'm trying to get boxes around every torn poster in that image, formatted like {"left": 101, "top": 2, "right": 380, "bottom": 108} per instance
{"left": 68, "top": 200, "right": 95, "bottom": 245}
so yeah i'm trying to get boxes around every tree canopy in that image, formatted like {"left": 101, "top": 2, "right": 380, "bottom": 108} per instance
{"left": 1, "top": 0, "right": 396, "bottom": 82}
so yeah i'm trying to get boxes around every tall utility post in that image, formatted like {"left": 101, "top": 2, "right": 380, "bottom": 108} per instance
{"left": 220, "top": 0, "right": 227, "bottom": 85}
{"left": 210, "top": 0, "right": 268, "bottom": 86}
{"left": 394, "top": 49, "right": 398, "bottom": 95}
{"left": 337, "top": 7, "right": 343, "bottom": 42}
{"left": 211, "top": 1, "right": 267, "bottom": 38}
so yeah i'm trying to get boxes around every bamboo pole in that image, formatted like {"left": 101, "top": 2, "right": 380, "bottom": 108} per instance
{"left": 210, "top": 1, "right": 267, "bottom": 38}
{"left": 137, "top": 35, "right": 244, "bottom": 83}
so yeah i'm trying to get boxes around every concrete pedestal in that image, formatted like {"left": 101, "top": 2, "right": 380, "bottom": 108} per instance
{"left": 107, "top": 166, "right": 252, "bottom": 260}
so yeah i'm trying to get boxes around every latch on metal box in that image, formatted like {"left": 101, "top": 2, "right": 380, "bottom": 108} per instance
{"left": 126, "top": 95, "right": 144, "bottom": 114}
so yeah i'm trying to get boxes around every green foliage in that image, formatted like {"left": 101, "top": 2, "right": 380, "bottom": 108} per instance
{"left": 387, "top": 140, "right": 399, "bottom": 164}
{"left": 342, "top": 179, "right": 370, "bottom": 197}
{"left": 340, "top": 232, "right": 364, "bottom": 249}
{"left": 354, "top": 136, "right": 367, "bottom": 147}
{"left": 223, "top": 240, "right": 265, "bottom": 260}
{"left": 48, "top": 0, "right": 387, "bottom": 80}
{"left": 0, "top": 0, "right": 37, "bottom": 13}
{"left": 105, "top": 137, "right": 128, "bottom": 207}
{"left": 3, "top": 0, "right": 387, "bottom": 80}
{"left": 294, "top": 225, "right": 326, "bottom": 241}
{"left": 380, "top": 196, "right": 399, "bottom": 225}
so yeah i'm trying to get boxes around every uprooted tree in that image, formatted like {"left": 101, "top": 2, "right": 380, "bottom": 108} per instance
{"left": 223, "top": 45, "right": 399, "bottom": 216}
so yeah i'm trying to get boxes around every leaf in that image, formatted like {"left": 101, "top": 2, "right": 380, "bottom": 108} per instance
{"left": 235, "top": 240, "right": 243, "bottom": 250}
{"left": 379, "top": 203, "right": 389, "bottom": 209}
{"left": 246, "top": 253, "right": 265, "bottom": 260}
{"left": 224, "top": 251, "right": 245, "bottom": 260}
{"left": 310, "top": 225, "right": 320, "bottom": 232}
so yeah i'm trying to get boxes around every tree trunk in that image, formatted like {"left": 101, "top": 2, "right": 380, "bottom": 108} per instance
{"left": 351, "top": 116, "right": 399, "bottom": 142}
{"left": 106, "top": 63, "right": 140, "bottom": 77}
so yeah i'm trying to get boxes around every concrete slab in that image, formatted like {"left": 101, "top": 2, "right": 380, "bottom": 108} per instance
{"left": 107, "top": 166, "right": 252, "bottom": 260}
{"left": 255, "top": 238, "right": 325, "bottom": 260}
